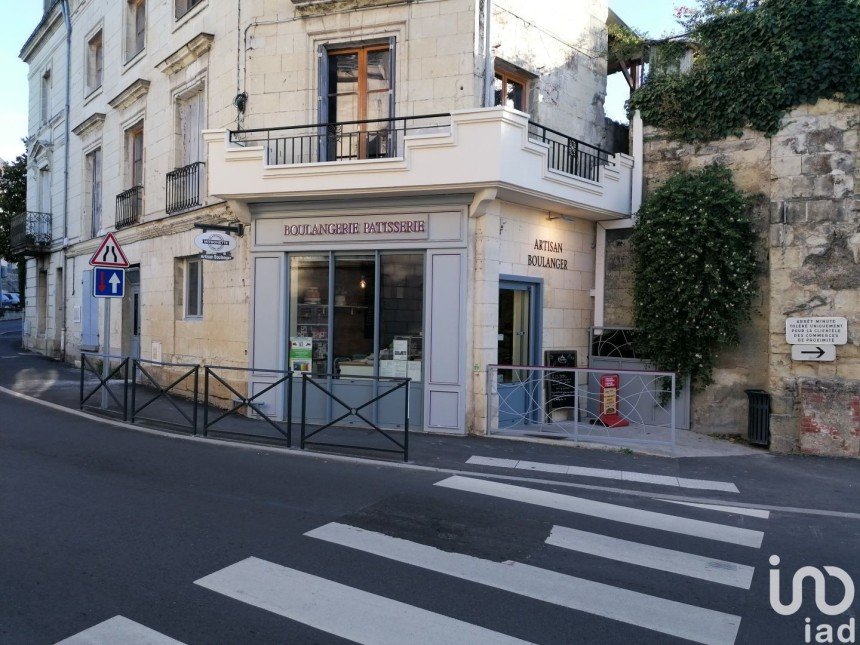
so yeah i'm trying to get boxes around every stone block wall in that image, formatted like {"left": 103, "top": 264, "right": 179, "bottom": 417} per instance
{"left": 469, "top": 200, "right": 595, "bottom": 434}
{"left": 628, "top": 99, "right": 860, "bottom": 456}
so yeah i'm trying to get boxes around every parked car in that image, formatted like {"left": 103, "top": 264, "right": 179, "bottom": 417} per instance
{"left": 1, "top": 293, "right": 21, "bottom": 310}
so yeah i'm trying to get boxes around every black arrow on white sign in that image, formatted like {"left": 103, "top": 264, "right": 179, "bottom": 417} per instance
{"left": 800, "top": 347, "right": 826, "bottom": 358}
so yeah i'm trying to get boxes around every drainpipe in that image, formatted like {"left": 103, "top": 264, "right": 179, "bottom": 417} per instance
{"left": 59, "top": 0, "right": 71, "bottom": 361}
{"left": 482, "top": 0, "right": 493, "bottom": 107}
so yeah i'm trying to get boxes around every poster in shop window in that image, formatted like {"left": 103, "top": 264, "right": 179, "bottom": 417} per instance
{"left": 289, "top": 337, "right": 313, "bottom": 373}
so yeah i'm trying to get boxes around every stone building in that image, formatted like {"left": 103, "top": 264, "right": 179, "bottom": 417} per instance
{"left": 601, "top": 99, "right": 860, "bottom": 457}
{"left": 16, "top": 0, "right": 639, "bottom": 435}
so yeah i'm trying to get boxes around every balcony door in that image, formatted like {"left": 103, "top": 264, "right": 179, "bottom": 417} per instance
{"left": 319, "top": 41, "right": 395, "bottom": 161}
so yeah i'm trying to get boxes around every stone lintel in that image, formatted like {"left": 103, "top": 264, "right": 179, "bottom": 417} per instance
{"left": 156, "top": 33, "right": 215, "bottom": 76}
{"left": 108, "top": 79, "right": 151, "bottom": 110}
{"left": 72, "top": 113, "right": 106, "bottom": 137}
{"left": 292, "top": 0, "right": 405, "bottom": 16}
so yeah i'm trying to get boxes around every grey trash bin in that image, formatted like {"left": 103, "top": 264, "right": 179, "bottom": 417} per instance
{"left": 744, "top": 389, "right": 770, "bottom": 446}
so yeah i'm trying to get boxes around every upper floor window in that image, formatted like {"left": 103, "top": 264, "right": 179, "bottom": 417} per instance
{"left": 494, "top": 66, "right": 530, "bottom": 112}
{"left": 86, "top": 31, "right": 103, "bottom": 95}
{"left": 126, "top": 0, "right": 146, "bottom": 61}
{"left": 175, "top": 0, "right": 203, "bottom": 21}
{"left": 85, "top": 148, "right": 102, "bottom": 237}
{"left": 176, "top": 86, "right": 204, "bottom": 167}
{"left": 322, "top": 42, "right": 393, "bottom": 160}
{"left": 125, "top": 122, "right": 144, "bottom": 188}
{"left": 40, "top": 69, "right": 51, "bottom": 123}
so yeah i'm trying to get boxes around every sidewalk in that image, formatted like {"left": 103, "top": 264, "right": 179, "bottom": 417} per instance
{"left": 6, "top": 318, "right": 860, "bottom": 513}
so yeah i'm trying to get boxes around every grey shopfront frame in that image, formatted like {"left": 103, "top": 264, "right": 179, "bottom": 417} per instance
{"left": 287, "top": 250, "right": 425, "bottom": 430}
{"left": 247, "top": 199, "right": 469, "bottom": 434}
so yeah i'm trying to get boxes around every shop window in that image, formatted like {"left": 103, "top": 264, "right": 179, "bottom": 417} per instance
{"left": 86, "top": 31, "right": 103, "bottom": 95}
{"left": 332, "top": 255, "right": 376, "bottom": 374}
{"left": 494, "top": 66, "right": 530, "bottom": 112}
{"left": 290, "top": 255, "right": 330, "bottom": 376}
{"left": 184, "top": 258, "right": 203, "bottom": 318}
{"left": 320, "top": 42, "right": 394, "bottom": 160}
{"left": 288, "top": 252, "right": 424, "bottom": 380}
{"left": 126, "top": 0, "right": 146, "bottom": 61}
{"left": 85, "top": 147, "right": 102, "bottom": 238}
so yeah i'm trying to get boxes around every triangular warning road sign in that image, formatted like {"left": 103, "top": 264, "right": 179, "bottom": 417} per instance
{"left": 89, "top": 232, "right": 130, "bottom": 268}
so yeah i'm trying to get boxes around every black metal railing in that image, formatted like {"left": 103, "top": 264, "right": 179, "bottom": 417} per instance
{"left": 131, "top": 358, "right": 200, "bottom": 433}
{"left": 300, "top": 374, "right": 410, "bottom": 461}
{"left": 528, "top": 122, "right": 611, "bottom": 182}
{"left": 80, "top": 352, "right": 130, "bottom": 420}
{"left": 166, "top": 161, "right": 204, "bottom": 214}
{"left": 116, "top": 185, "right": 143, "bottom": 228}
{"left": 10, "top": 211, "right": 52, "bottom": 255}
{"left": 203, "top": 366, "right": 293, "bottom": 445}
{"left": 229, "top": 114, "right": 450, "bottom": 166}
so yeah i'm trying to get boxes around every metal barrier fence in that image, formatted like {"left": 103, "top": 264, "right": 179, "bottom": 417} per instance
{"left": 300, "top": 374, "right": 410, "bottom": 462}
{"left": 80, "top": 352, "right": 130, "bottom": 420}
{"left": 77, "top": 355, "right": 413, "bottom": 459}
{"left": 203, "top": 366, "right": 293, "bottom": 446}
{"left": 131, "top": 358, "right": 200, "bottom": 434}
{"left": 486, "top": 364, "right": 677, "bottom": 446}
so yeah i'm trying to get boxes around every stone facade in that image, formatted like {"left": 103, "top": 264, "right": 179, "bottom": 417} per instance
{"left": 619, "top": 99, "right": 860, "bottom": 456}
{"left": 20, "top": 0, "right": 612, "bottom": 370}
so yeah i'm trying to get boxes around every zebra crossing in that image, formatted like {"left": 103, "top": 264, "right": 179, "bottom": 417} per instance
{"left": 56, "top": 473, "right": 769, "bottom": 645}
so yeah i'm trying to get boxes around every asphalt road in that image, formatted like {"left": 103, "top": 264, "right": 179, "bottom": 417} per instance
{"left": 2, "top": 382, "right": 858, "bottom": 644}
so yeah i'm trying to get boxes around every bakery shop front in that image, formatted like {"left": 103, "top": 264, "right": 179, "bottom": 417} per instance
{"left": 247, "top": 199, "right": 469, "bottom": 434}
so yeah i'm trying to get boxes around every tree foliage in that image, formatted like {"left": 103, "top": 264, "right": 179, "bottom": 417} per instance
{"left": 0, "top": 154, "right": 27, "bottom": 261}
{"left": 631, "top": 165, "right": 758, "bottom": 389}
{"left": 628, "top": 0, "right": 860, "bottom": 142}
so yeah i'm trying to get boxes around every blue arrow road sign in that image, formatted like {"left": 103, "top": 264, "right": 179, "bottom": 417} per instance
{"left": 93, "top": 267, "right": 125, "bottom": 298}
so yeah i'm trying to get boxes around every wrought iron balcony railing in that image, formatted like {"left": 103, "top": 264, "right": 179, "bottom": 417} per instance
{"left": 10, "top": 211, "right": 52, "bottom": 256}
{"left": 116, "top": 186, "right": 143, "bottom": 229}
{"left": 166, "top": 161, "right": 204, "bottom": 215}
{"left": 527, "top": 121, "right": 611, "bottom": 182}
{"left": 229, "top": 114, "right": 451, "bottom": 165}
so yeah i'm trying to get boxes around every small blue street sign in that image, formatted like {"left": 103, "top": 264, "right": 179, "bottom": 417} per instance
{"left": 93, "top": 267, "right": 125, "bottom": 298}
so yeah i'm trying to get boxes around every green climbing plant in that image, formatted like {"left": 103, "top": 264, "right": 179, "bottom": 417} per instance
{"left": 628, "top": 0, "right": 860, "bottom": 142}
{"left": 631, "top": 165, "right": 758, "bottom": 389}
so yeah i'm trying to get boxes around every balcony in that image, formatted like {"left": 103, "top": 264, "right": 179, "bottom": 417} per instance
{"left": 166, "top": 161, "right": 204, "bottom": 214}
{"left": 10, "top": 211, "right": 52, "bottom": 256}
{"left": 116, "top": 186, "right": 143, "bottom": 229}
{"left": 204, "top": 107, "right": 635, "bottom": 220}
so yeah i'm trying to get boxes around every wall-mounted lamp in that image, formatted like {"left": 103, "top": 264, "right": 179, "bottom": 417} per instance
{"left": 359, "top": 277, "right": 367, "bottom": 290}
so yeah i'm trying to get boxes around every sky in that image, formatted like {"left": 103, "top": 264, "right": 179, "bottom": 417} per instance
{"left": 0, "top": 1, "right": 680, "bottom": 161}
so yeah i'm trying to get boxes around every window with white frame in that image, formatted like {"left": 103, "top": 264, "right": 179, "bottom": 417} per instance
{"left": 126, "top": 0, "right": 146, "bottom": 61}
{"left": 125, "top": 121, "right": 144, "bottom": 188}
{"left": 185, "top": 258, "right": 203, "bottom": 318}
{"left": 40, "top": 69, "right": 51, "bottom": 123}
{"left": 175, "top": 0, "right": 203, "bottom": 21}
{"left": 176, "top": 86, "right": 204, "bottom": 167}
{"left": 85, "top": 148, "right": 102, "bottom": 237}
{"left": 86, "top": 31, "right": 103, "bottom": 95}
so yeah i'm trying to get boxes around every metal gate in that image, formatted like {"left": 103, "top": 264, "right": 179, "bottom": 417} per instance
{"left": 588, "top": 327, "right": 690, "bottom": 430}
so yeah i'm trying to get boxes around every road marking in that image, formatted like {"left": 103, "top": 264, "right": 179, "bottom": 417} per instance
{"left": 658, "top": 500, "right": 771, "bottom": 519}
{"left": 466, "top": 456, "right": 740, "bottom": 493}
{"left": 434, "top": 476, "right": 763, "bottom": 548}
{"left": 55, "top": 616, "right": 184, "bottom": 644}
{"left": 196, "top": 557, "right": 532, "bottom": 645}
{"left": 546, "top": 526, "right": 756, "bottom": 589}
{"left": 307, "top": 523, "right": 742, "bottom": 645}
